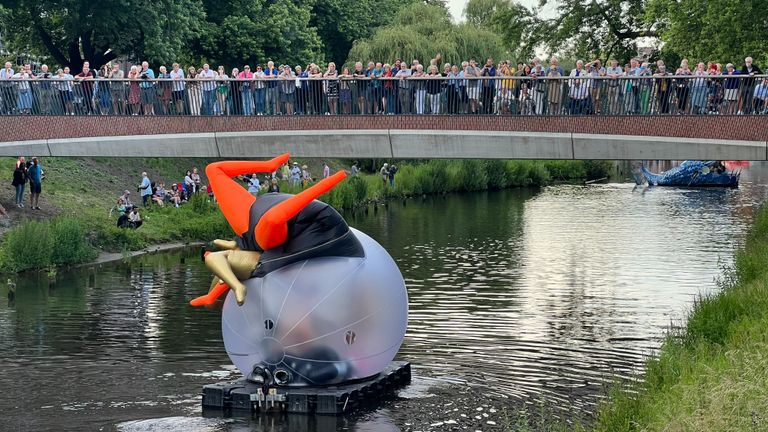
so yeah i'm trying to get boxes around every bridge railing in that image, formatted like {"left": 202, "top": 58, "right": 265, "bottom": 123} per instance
{"left": 1, "top": 75, "right": 767, "bottom": 116}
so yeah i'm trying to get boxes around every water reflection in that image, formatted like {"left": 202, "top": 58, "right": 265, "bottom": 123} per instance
{"left": 0, "top": 163, "right": 766, "bottom": 431}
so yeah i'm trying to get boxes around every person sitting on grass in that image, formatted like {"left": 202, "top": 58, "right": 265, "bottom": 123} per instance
{"left": 111, "top": 197, "right": 127, "bottom": 218}
{"left": 111, "top": 198, "right": 130, "bottom": 228}
{"left": 119, "top": 190, "right": 134, "bottom": 211}
{"left": 128, "top": 207, "right": 143, "bottom": 229}
{"left": 152, "top": 182, "right": 167, "bottom": 206}
{"left": 268, "top": 178, "right": 280, "bottom": 193}
{"left": 167, "top": 184, "right": 182, "bottom": 207}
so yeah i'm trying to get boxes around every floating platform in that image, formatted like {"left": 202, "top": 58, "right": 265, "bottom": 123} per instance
{"left": 202, "top": 361, "right": 411, "bottom": 415}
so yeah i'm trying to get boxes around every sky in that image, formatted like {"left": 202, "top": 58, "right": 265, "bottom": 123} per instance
{"left": 446, "top": 0, "right": 546, "bottom": 22}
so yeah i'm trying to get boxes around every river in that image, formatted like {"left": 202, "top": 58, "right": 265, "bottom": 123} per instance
{"left": 1, "top": 163, "right": 767, "bottom": 431}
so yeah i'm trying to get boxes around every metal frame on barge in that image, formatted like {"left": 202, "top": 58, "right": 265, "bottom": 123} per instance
{"left": 201, "top": 361, "right": 411, "bottom": 415}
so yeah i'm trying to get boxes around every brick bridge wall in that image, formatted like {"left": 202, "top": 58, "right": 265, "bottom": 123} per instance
{"left": 2, "top": 115, "right": 767, "bottom": 143}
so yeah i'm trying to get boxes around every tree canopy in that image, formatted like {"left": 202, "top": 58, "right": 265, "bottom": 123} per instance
{"left": 346, "top": 3, "right": 507, "bottom": 67}
{"left": 646, "top": 0, "right": 768, "bottom": 65}
{"left": 195, "top": 0, "right": 324, "bottom": 68}
{"left": 470, "top": 0, "right": 768, "bottom": 66}
{"left": 0, "top": 0, "right": 204, "bottom": 71}
{"left": 0, "top": 0, "right": 417, "bottom": 70}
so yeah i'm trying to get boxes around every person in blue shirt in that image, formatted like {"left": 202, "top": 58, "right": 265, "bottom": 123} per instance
{"left": 26, "top": 157, "right": 43, "bottom": 210}
{"left": 753, "top": 78, "right": 768, "bottom": 114}
{"left": 264, "top": 61, "right": 280, "bottom": 115}
{"left": 138, "top": 172, "right": 153, "bottom": 206}
{"left": 138, "top": 61, "right": 156, "bottom": 115}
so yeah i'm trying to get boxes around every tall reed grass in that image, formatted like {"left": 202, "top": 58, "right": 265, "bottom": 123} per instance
{"left": 0, "top": 215, "right": 97, "bottom": 272}
{"left": 322, "top": 159, "right": 609, "bottom": 209}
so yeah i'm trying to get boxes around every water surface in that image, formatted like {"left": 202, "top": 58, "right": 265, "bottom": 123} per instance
{"left": 1, "top": 163, "right": 766, "bottom": 431}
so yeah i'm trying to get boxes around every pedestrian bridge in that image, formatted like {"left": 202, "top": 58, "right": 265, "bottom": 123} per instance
{"left": 1, "top": 115, "right": 767, "bottom": 160}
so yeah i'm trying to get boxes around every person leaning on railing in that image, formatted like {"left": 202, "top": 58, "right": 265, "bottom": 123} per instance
{"left": 157, "top": 65, "right": 173, "bottom": 115}
{"left": 107, "top": 63, "right": 125, "bottom": 115}
{"left": 604, "top": 60, "right": 622, "bottom": 114}
{"left": 1, "top": 62, "right": 15, "bottom": 115}
{"left": 530, "top": 63, "right": 546, "bottom": 115}
{"left": 54, "top": 67, "right": 75, "bottom": 115}
{"left": 722, "top": 63, "right": 741, "bottom": 114}
{"left": 170, "top": 63, "right": 186, "bottom": 115}
{"left": 215, "top": 66, "right": 230, "bottom": 115}
{"left": 35, "top": 65, "right": 55, "bottom": 115}
{"left": 568, "top": 60, "right": 591, "bottom": 115}
{"left": 546, "top": 64, "right": 563, "bottom": 115}
{"left": 740, "top": 57, "right": 762, "bottom": 114}
{"left": 137, "top": 61, "right": 155, "bottom": 115}
{"left": 339, "top": 67, "right": 352, "bottom": 115}
{"left": 279, "top": 65, "right": 296, "bottom": 115}
{"left": 752, "top": 77, "right": 768, "bottom": 114}
{"left": 653, "top": 62, "right": 673, "bottom": 114}
{"left": 324, "top": 62, "right": 340, "bottom": 115}
{"left": 11, "top": 64, "right": 34, "bottom": 115}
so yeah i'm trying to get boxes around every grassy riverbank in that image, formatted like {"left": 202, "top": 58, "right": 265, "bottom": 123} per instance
{"left": 593, "top": 205, "right": 768, "bottom": 431}
{"left": 0, "top": 158, "right": 610, "bottom": 272}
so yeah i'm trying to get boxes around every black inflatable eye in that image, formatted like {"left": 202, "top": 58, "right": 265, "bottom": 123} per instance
{"left": 265, "top": 319, "right": 274, "bottom": 330}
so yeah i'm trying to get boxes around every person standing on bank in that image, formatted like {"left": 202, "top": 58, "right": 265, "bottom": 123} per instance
{"left": 27, "top": 157, "right": 43, "bottom": 210}
{"left": 138, "top": 172, "right": 152, "bottom": 207}
{"left": 12, "top": 161, "right": 26, "bottom": 208}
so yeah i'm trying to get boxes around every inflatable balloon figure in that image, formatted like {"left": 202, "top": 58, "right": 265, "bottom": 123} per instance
{"left": 190, "top": 154, "right": 408, "bottom": 388}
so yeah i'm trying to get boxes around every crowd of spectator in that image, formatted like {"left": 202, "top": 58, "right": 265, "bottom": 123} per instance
{"left": 2, "top": 55, "right": 766, "bottom": 116}
{"left": 110, "top": 167, "right": 207, "bottom": 228}
{"left": 108, "top": 160, "right": 339, "bottom": 228}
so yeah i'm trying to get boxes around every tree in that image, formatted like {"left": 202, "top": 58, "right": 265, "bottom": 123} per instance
{"left": 0, "top": 0, "right": 205, "bottom": 70}
{"left": 197, "top": 0, "right": 324, "bottom": 68}
{"left": 647, "top": 0, "right": 768, "bottom": 65}
{"left": 533, "top": 0, "right": 658, "bottom": 63}
{"left": 464, "top": 0, "right": 536, "bottom": 61}
{"left": 346, "top": 3, "right": 507, "bottom": 67}
{"left": 311, "top": 0, "right": 415, "bottom": 65}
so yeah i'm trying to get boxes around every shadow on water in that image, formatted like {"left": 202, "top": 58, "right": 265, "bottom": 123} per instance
{"left": 1, "top": 164, "right": 767, "bottom": 431}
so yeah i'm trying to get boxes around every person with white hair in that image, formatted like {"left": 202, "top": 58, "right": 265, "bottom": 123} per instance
{"left": 740, "top": 56, "right": 762, "bottom": 114}
{"left": 380, "top": 163, "right": 390, "bottom": 186}
{"left": 412, "top": 65, "right": 427, "bottom": 114}
{"left": 137, "top": 171, "right": 152, "bottom": 207}
{"left": 568, "top": 60, "right": 591, "bottom": 114}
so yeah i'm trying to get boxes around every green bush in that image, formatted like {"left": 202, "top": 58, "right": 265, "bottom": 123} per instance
{"left": 96, "top": 223, "right": 148, "bottom": 251}
{"left": 50, "top": 216, "right": 97, "bottom": 265}
{"left": 0, "top": 220, "right": 54, "bottom": 272}
{"left": 190, "top": 192, "right": 215, "bottom": 214}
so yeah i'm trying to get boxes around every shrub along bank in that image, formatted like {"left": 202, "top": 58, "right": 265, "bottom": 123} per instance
{"left": 593, "top": 204, "right": 768, "bottom": 431}
{"left": 0, "top": 159, "right": 610, "bottom": 272}
{"left": 321, "top": 159, "right": 612, "bottom": 210}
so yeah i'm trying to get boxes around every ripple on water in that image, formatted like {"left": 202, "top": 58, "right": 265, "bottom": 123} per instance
{"left": 1, "top": 172, "right": 767, "bottom": 430}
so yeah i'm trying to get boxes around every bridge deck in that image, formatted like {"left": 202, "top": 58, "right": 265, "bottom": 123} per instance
{"left": 1, "top": 115, "right": 767, "bottom": 160}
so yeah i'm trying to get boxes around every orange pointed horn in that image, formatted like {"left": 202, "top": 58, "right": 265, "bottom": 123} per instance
{"left": 206, "top": 153, "right": 291, "bottom": 236}
{"left": 255, "top": 171, "right": 347, "bottom": 251}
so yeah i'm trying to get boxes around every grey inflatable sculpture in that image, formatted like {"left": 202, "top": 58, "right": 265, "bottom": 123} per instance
{"left": 192, "top": 155, "right": 408, "bottom": 387}
{"left": 223, "top": 228, "right": 408, "bottom": 386}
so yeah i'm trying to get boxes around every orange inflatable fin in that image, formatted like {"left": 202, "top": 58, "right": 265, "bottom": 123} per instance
{"left": 190, "top": 282, "right": 231, "bottom": 307}
{"left": 255, "top": 171, "right": 347, "bottom": 251}
{"left": 206, "top": 153, "right": 291, "bottom": 236}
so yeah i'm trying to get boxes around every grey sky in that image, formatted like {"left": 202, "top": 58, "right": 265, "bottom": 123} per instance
{"left": 447, "top": 0, "right": 544, "bottom": 22}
